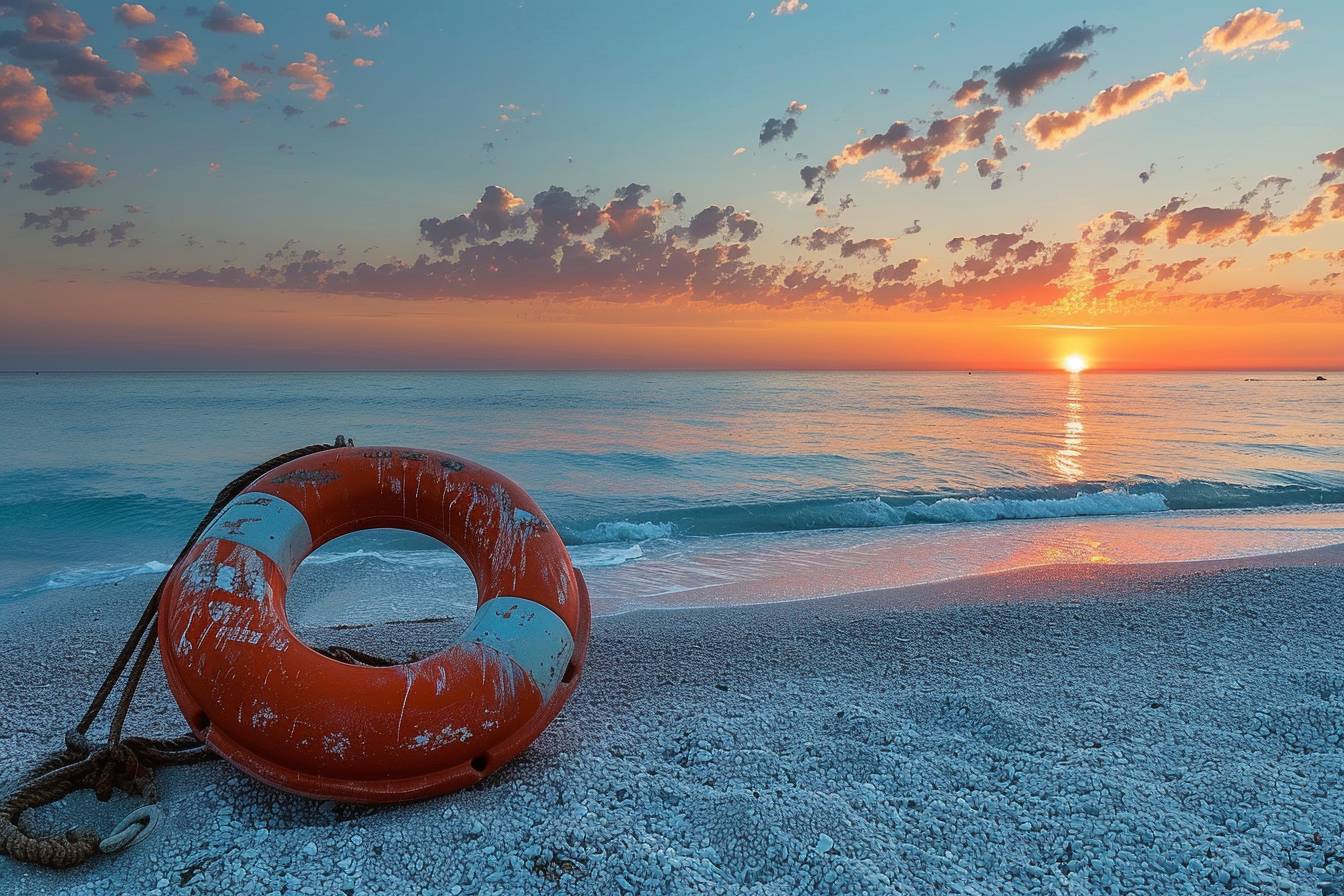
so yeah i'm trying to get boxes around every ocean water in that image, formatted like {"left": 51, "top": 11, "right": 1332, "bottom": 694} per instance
{"left": 1, "top": 372, "right": 1341, "bottom": 613}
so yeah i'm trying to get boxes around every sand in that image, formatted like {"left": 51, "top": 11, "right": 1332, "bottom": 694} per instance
{"left": 1, "top": 551, "right": 1342, "bottom": 895}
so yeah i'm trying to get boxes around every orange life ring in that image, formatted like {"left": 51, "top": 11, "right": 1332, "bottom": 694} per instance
{"left": 157, "top": 447, "right": 590, "bottom": 802}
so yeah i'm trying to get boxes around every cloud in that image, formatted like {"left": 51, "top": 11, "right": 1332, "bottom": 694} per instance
{"left": 281, "top": 52, "right": 333, "bottom": 101}
{"left": 201, "top": 2, "right": 264, "bottom": 35}
{"left": 684, "top": 204, "right": 762, "bottom": 244}
{"left": 326, "top": 115, "right": 348, "bottom": 128}
{"left": 204, "top": 67, "right": 258, "bottom": 105}
{"left": 20, "top": 204, "right": 95, "bottom": 230}
{"left": 1, "top": 6, "right": 151, "bottom": 109}
{"left": 1086, "top": 171, "right": 1344, "bottom": 251}
{"left": 113, "top": 3, "right": 155, "bottom": 27}
{"left": 281, "top": 103, "right": 303, "bottom": 118}
{"left": 951, "top": 77, "right": 988, "bottom": 107}
{"left": 420, "top": 185, "right": 529, "bottom": 253}
{"left": 9, "top": 0, "right": 90, "bottom": 42}
{"left": 786, "top": 100, "right": 806, "bottom": 114}
{"left": 790, "top": 225, "right": 851, "bottom": 251}
{"left": 1316, "top": 147, "right": 1344, "bottom": 185}
{"left": 1025, "top": 69, "right": 1202, "bottom": 149}
{"left": 1149, "top": 258, "right": 1206, "bottom": 283}
{"left": 731, "top": 146, "right": 746, "bottom": 156}
{"left": 1238, "top": 175, "right": 1292, "bottom": 210}
{"left": 207, "top": 160, "right": 220, "bottom": 173}
{"left": 942, "top": 230, "right": 1078, "bottom": 308}
{"left": 840, "top": 237, "right": 894, "bottom": 259}
{"left": 1139, "top": 162, "right": 1156, "bottom": 184}
{"left": 1200, "top": 7, "right": 1302, "bottom": 57}
{"left": 771, "top": 0, "right": 807, "bottom": 15}
{"left": 51, "top": 225, "right": 96, "bottom": 245}
{"left": 0, "top": 64, "right": 54, "bottom": 144}
{"left": 759, "top": 116, "right": 797, "bottom": 145}
{"left": 994, "top": 24, "right": 1114, "bottom": 106}
{"left": 324, "top": 12, "right": 385, "bottom": 39}
{"left": 807, "top": 107, "right": 1001, "bottom": 192}
{"left": 22, "top": 157, "right": 98, "bottom": 193}
{"left": 352, "top": 57, "right": 374, "bottom": 68}
{"left": 124, "top": 32, "right": 197, "bottom": 74}
{"left": 106, "top": 218, "right": 137, "bottom": 247}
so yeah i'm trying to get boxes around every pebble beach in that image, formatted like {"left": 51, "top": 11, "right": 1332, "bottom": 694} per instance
{"left": 2, "top": 549, "right": 1342, "bottom": 895}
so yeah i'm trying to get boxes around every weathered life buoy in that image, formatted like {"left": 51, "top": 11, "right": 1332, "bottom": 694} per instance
{"left": 157, "top": 447, "right": 590, "bottom": 802}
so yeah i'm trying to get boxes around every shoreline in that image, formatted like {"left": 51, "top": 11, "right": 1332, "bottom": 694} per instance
{"left": 1, "top": 552, "right": 1342, "bottom": 894}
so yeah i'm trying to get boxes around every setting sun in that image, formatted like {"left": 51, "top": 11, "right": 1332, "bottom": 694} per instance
{"left": 1062, "top": 354, "right": 1089, "bottom": 374}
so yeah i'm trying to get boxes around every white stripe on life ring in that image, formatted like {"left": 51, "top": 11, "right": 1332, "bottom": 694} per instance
{"left": 461, "top": 597, "right": 575, "bottom": 701}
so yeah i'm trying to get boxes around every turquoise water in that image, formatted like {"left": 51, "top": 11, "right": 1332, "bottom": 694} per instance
{"left": 1, "top": 371, "right": 1341, "bottom": 600}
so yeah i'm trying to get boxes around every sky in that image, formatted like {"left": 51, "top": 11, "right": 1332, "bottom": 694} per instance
{"left": 0, "top": 1, "right": 1341, "bottom": 371}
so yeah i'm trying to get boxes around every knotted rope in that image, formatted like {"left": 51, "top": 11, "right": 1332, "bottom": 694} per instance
{"left": 0, "top": 437, "right": 357, "bottom": 869}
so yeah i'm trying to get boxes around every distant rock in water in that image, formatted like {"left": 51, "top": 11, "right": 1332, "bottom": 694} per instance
{"left": 1317, "top": 375, "right": 1327, "bottom": 381}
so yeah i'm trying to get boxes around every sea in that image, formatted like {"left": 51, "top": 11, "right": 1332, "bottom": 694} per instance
{"left": 2, "top": 372, "right": 1341, "bottom": 621}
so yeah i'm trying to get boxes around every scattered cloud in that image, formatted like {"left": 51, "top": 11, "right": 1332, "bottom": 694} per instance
{"left": 1139, "top": 162, "right": 1156, "bottom": 184}
{"left": 207, "top": 160, "right": 220, "bottom": 173}
{"left": 771, "top": 0, "right": 807, "bottom": 15}
{"left": 326, "top": 115, "right": 348, "bottom": 128}
{"left": 281, "top": 103, "right": 303, "bottom": 118}
{"left": 51, "top": 225, "right": 96, "bottom": 246}
{"left": 1, "top": 4, "right": 150, "bottom": 109}
{"left": 951, "top": 75, "right": 989, "bottom": 107}
{"left": 106, "top": 219, "right": 137, "bottom": 247}
{"left": 731, "top": 146, "right": 746, "bottom": 156}
{"left": 22, "top": 157, "right": 99, "bottom": 194}
{"left": 1200, "top": 7, "right": 1302, "bottom": 57}
{"left": 124, "top": 32, "right": 197, "bottom": 74}
{"left": 685, "top": 204, "right": 762, "bottom": 244}
{"left": 204, "top": 67, "right": 259, "bottom": 105}
{"left": 0, "top": 64, "right": 54, "bottom": 145}
{"left": 21, "top": 204, "right": 96, "bottom": 231}
{"left": 352, "top": 57, "right": 374, "bottom": 68}
{"left": 1025, "top": 69, "right": 1202, "bottom": 149}
{"left": 806, "top": 107, "right": 1000, "bottom": 194}
{"left": 324, "top": 12, "right": 386, "bottom": 39}
{"left": 759, "top": 117, "right": 797, "bottom": 145}
{"left": 113, "top": 3, "right": 155, "bottom": 28}
{"left": 281, "top": 52, "right": 333, "bottom": 101}
{"left": 791, "top": 225, "right": 851, "bottom": 251}
{"left": 994, "top": 24, "right": 1115, "bottom": 106}
{"left": 840, "top": 237, "right": 895, "bottom": 259}
{"left": 201, "top": 2, "right": 264, "bottom": 35}
{"left": 1316, "top": 147, "right": 1344, "bottom": 185}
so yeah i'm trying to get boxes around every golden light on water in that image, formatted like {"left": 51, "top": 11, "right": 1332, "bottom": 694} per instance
{"left": 1062, "top": 353, "right": 1089, "bottom": 374}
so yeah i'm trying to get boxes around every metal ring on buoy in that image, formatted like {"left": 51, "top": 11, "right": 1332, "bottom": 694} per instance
{"left": 157, "top": 447, "right": 590, "bottom": 803}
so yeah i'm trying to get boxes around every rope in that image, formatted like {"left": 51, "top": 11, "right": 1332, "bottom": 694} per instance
{"left": 0, "top": 436, "right": 355, "bottom": 869}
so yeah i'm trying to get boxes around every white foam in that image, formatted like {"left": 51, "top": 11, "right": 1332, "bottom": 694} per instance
{"left": 23, "top": 560, "right": 171, "bottom": 596}
{"left": 566, "top": 520, "right": 677, "bottom": 544}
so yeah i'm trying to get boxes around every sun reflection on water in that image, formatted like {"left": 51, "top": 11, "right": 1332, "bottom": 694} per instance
{"left": 1052, "top": 373, "right": 1086, "bottom": 480}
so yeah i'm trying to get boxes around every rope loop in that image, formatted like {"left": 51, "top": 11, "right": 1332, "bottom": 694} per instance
{"left": 0, "top": 437, "right": 352, "bottom": 870}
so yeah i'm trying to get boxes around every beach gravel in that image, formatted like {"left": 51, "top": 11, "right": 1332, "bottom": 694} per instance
{"left": 1, "top": 562, "right": 1341, "bottom": 894}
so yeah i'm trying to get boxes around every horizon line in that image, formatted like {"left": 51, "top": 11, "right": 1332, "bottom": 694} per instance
{"left": 3, "top": 367, "right": 1340, "bottom": 375}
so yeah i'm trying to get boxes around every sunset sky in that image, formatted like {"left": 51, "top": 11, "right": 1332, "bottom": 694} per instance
{"left": 1, "top": 1, "right": 1341, "bottom": 370}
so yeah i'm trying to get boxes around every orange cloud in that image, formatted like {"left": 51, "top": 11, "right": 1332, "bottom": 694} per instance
{"left": 205, "top": 67, "right": 260, "bottom": 105}
{"left": 124, "top": 32, "right": 198, "bottom": 74}
{"left": 113, "top": 3, "right": 156, "bottom": 27}
{"left": 1026, "top": 69, "right": 1202, "bottom": 149}
{"left": 0, "top": 64, "right": 55, "bottom": 145}
{"left": 281, "top": 52, "right": 333, "bottom": 101}
{"left": 1200, "top": 7, "right": 1302, "bottom": 56}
